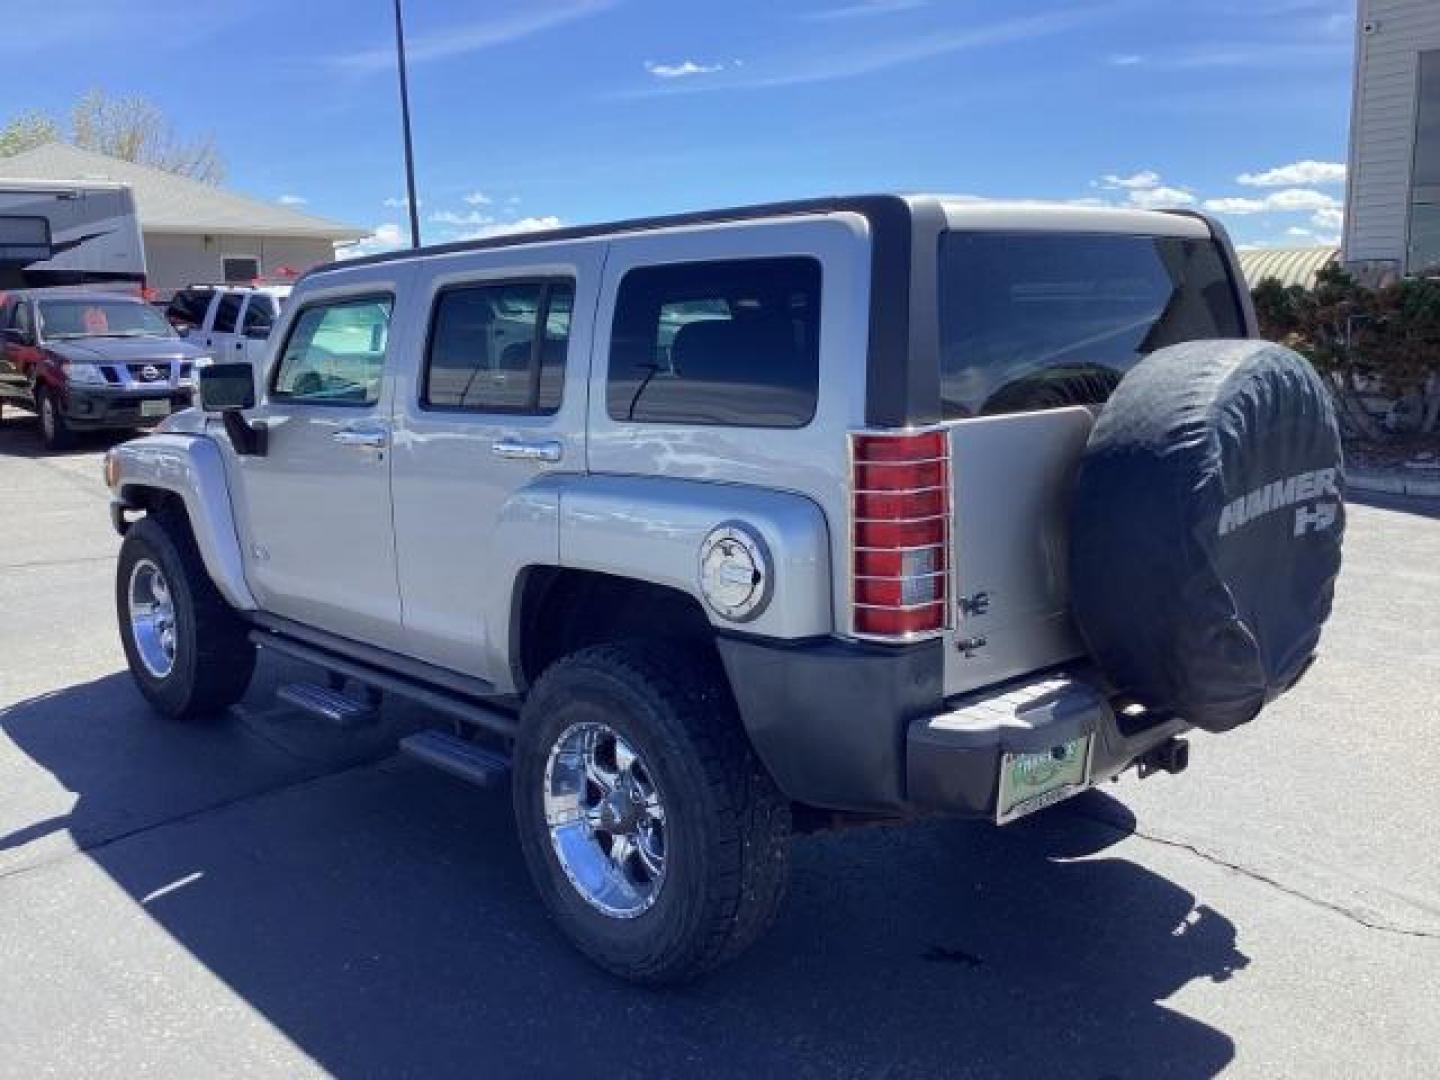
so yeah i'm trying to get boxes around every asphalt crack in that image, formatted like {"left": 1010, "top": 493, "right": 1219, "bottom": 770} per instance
{"left": 1071, "top": 803, "right": 1440, "bottom": 941}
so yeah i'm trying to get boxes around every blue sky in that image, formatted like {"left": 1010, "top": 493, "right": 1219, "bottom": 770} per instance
{"left": 6, "top": 0, "right": 1355, "bottom": 254}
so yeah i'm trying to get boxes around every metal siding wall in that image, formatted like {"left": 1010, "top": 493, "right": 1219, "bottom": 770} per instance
{"left": 1346, "top": 0, "right": 1440, "bottom": 265}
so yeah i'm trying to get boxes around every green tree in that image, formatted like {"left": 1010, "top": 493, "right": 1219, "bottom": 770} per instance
{"left": 0, "top": 90, "right": 225, "bottom": 184}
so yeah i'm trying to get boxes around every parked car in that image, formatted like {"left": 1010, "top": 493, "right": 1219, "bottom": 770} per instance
{"left": 104, "top": 195, "right": 1345, "bottom": 983}
{"left": 166, "top": 284, "right": 289, "bottom": 369}
{"left": 0, "top": 290, "right": 209, "bottom": 449}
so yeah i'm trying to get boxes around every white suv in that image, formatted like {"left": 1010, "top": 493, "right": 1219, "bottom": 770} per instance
{"left": 166, "top": 284, "right": 290, "bottom": 369}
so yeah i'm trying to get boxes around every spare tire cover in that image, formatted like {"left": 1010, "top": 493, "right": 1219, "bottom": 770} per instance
{"left": 1069, "top": 340, "right": 1344, "bottom": 732}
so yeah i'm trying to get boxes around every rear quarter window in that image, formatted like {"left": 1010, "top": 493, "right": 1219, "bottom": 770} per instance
{"left": 939, "top": 232, "right": 1245, "bottom": 417}
{"left": 607, "top": 256, "right": 821, "bottom": 428}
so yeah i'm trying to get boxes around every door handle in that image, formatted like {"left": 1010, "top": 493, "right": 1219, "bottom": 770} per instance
{"left": 492, "top": 437, "right": 563, "bottom": 463}
{"left": 332, "top": 427, "right": 389, "bottom": 449}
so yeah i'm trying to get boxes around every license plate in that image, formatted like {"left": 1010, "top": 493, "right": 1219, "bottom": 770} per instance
{"left": 140, "top": 399, "right": 171, "bottom": 418}
{"left": 996, "top": 735, "right": 1093, "bottom": 824}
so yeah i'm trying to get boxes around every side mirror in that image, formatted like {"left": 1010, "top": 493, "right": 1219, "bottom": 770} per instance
{"left": 199, "top": 363, "right": 265, "bottom": 456}
{"left": 198, "top": 362, "right": 255, "bottom": 412}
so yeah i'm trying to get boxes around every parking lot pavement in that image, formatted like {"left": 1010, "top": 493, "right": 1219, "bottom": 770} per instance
{"left": 1, "top": 418, "right": 1437, "bottom": 1079}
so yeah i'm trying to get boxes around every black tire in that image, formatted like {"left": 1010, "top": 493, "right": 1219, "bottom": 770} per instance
{"left": 512, "top": 642, "right": 791, "bottom": 984}
{"left": 116, "top": 513, "right": 256, "bottom": 722}
{"left": 35, "top": 386, "right": 73, "bottom": 451}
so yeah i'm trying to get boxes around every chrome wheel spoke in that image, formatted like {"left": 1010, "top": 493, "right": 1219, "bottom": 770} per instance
{"left": 127, "top": 558, "right": 177, "bottom": 679}
{"left": 543, "top": 721, "right": 669, "bottom": 919}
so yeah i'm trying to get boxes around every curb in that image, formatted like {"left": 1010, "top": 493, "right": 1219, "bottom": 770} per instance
{"left": 1347, "top": 468, "right": 1440, "bottom": 499}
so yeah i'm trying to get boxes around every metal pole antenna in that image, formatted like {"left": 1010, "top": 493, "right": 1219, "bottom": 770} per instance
{"left": 393, "top": 0, "right": 421, "bottom": 248}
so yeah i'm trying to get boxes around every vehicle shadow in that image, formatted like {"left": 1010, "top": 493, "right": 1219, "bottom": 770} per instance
{"left": 1346, "top": 488, "right": 1440, "bottom": 519}
{"left": 0, "top": 408, "right": 138, "bottom": 458}
{"left": 1, "top": 672, "right": 1244, "bottom": 1079}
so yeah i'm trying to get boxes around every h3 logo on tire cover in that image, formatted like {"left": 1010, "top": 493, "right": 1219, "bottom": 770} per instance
{"left": 1216, "top": 467, "right": 1340, "bottom": 540}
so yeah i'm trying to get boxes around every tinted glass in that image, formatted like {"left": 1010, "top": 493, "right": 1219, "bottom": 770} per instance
{"left": 607, "top": 257, "right": 821, "bottom": 427}
{"left": 938, "top": 232, "right": 1245, "bottom": 418}
{"left": 222, "top": 257, "right": 259, "bottom": 284}
{"left": 10, "top": 302, "right": 31, "bottom": 336}
{"left": 1410, "top": 51, "right": 1440, "bottom": 272}
{"left": 0, "top": 216, "right": 50, "bottom": 261}
{"left": 212, "top": 293, "right": 243, "bottom": 334}
{"left": 424, "top": 280, "right": 572, "bottom": 413}
{"left": 273, "top": 297, "right": 391, "bottom": 406}
{"left": 166, "top": 289, "right": 213, "bottom": 329}
{"left": 37, "top": 299, "right": 176, "bottom": 339}
{"left": 242, "top": 294, "right": 276, "bottom": 335}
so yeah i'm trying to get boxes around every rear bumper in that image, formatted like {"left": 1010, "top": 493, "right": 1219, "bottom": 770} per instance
{"left": 61, "top": 386, "right": 193, "bottom": 429}
{"left": 717, "top": 633, "right": 1186, "bottom": 817}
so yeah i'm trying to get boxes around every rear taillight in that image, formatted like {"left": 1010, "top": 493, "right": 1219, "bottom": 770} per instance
{"left": 850, "top": 429, "right": 950, "bottom": 638}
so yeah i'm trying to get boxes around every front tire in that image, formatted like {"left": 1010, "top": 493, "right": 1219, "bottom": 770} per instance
{"left": 116, "top": 514, "right": 256, "bottom": 721}
{"left": 513, "top": 643, "right": 791, "bottom": 984}
{"left": 36, "top": 387, "right": 73, "bottom": 451}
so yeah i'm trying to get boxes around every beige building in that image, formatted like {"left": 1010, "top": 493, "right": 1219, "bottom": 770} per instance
{"left": 1344, "top": 0, "right": 1440, "bottom": 274}
{"left": 0, "top": 142, "right": 365, "bottom": 295}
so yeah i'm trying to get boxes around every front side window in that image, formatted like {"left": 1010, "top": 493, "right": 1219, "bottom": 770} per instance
{"left": 10, "top": 302, "right": 32, "bottom": 338}
{"left": 166, "top": 289, "right": 213, "bottom": 330}
{"left": 242, "top": 294, "right": 277, "bottom": 336}
{"left": 212, "top": 293, "right": 242, "bottom": 334}
{"left": 272, "top": 296, "right": 392, "bottom": 406}
{"left": 37, "top": 298, "right": 176, "bottom": 340}
{"left": 607, "top": 257, "right": 821, "bottom": 427}
{"left": 423, "top": 280, "right": 573, "bottom": 414}
{"left": 939, "top": 232, "right": 1244, "bottom": 417}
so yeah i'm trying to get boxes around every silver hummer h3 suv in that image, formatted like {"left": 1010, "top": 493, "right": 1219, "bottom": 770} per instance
{"left": 106, "top": 196, "right": 1345, "bottom": 983}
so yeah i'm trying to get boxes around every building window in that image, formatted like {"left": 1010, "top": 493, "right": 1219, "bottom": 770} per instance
{"left": 223, "top": 256, "right": 260, "bottom": 283}
{"left": 1409, "top": 50, "right": 1440, "bottom": 274}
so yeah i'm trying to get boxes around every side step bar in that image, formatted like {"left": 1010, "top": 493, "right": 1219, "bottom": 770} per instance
{"left": 400, "top": 730, "right": 510, "bottom": 788}
{"left": 277, "top": 682, "right": 377, "bottom": 727}
{"left": 249, "top": 628, "right": 517, "bottom": 740}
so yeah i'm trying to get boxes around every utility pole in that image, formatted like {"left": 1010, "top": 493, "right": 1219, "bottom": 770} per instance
{"left": 393, "top": 0, "right": 421, "bottom": 248}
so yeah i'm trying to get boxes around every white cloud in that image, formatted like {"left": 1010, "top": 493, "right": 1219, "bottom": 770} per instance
{"left": 1286, "top": 226, "right": 1314, "bottom": 237}
{"left": 1108, "top": 53, "right": 1144, "bottom": 66}
{"left": 801, "top": 0, "right": 927, "bottom": 19}
{"left": 462, "top": 191, "right": 493, "bottom": 206}
{"left": 1202, "top": 189, "right": 1341, "bottom": 215}
{"left": 1100, "top": 170, "right": 1162, "bottom": 190}
{"left": 430, "top": 210, "right": 494, "bottom": 227}
{"left": 338, "top": 222, "right": 406, "bottom": 259}
{"left": 276, "top": 194, "right": 308, "bottom": 206}
{"left": 1311, "top": 206, "right": 1344, "bottom": 231}
{"left": 1127, "top": 185, "right": 1197, "bottom": 209}
{"left": 382, "top": 196, "right": 419, "bottom": 209}
{"left": 1096, "top": 170, "right": 1193, "bottom": 208}
{"left": 645, "top": 59, "right": 726, "bottom": 79}
{"left": 625, "top": 7, "right": 1113, "bottom": 95}
{"left": 1264, "top": 187, "right": 1341, "bottom": 211}
{"left": 333, "top": 0, "right": 617, "bottom": 73}
{"left": 457, "top": 215, "right": 563, "bottom": 240}
{"left": 1202, "top": 196, "right": 1269, "bottom": 214}
{"left": 1238, "top": 160, "right": 1346, "bottom": 187}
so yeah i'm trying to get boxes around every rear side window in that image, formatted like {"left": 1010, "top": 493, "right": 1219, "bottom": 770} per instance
{"left": 166, "top": 289, "right": 213, "bottom": 329}
{"left": 607, "top": 257, "right": 821, "bottom": 428}
{"left": 423, "top": 280, "right": 573, "bottom": 414}
{"left": 212, "top": 293, "right": 243, "bottom": 334}
{"left": 272, "top": 296, "right": 392, "bottom": 406}
{"left": 939, "top": 232, "right": 1245, "bottom": 417}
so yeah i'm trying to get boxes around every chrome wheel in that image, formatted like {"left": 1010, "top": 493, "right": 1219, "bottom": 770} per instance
{"left": 128, "top": 558, "right": 177, "bottom": 678}
{"left": 543, "top": 722, "right": 667, "bottom": 918}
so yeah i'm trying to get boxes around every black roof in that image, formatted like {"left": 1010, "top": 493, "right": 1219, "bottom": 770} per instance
{"left": 307, "top": 194, "right": 922, "bottom": 279}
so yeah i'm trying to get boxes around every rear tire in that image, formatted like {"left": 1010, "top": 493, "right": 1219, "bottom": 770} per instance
{"left": 512, "top": 642, "right": 791, "bottom": 984}
{"left": 116, "top": 514, "right": 256, "bottom": 722}
{"left": 36, "top": 387, "right": 73, "bottom": 451}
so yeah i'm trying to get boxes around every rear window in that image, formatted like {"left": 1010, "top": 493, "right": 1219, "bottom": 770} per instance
{"left": 607, "top": 256, "right": 821, "bottom": 428}
{"left": 939, "top": 232, "right": 1245, "bottom": 417}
